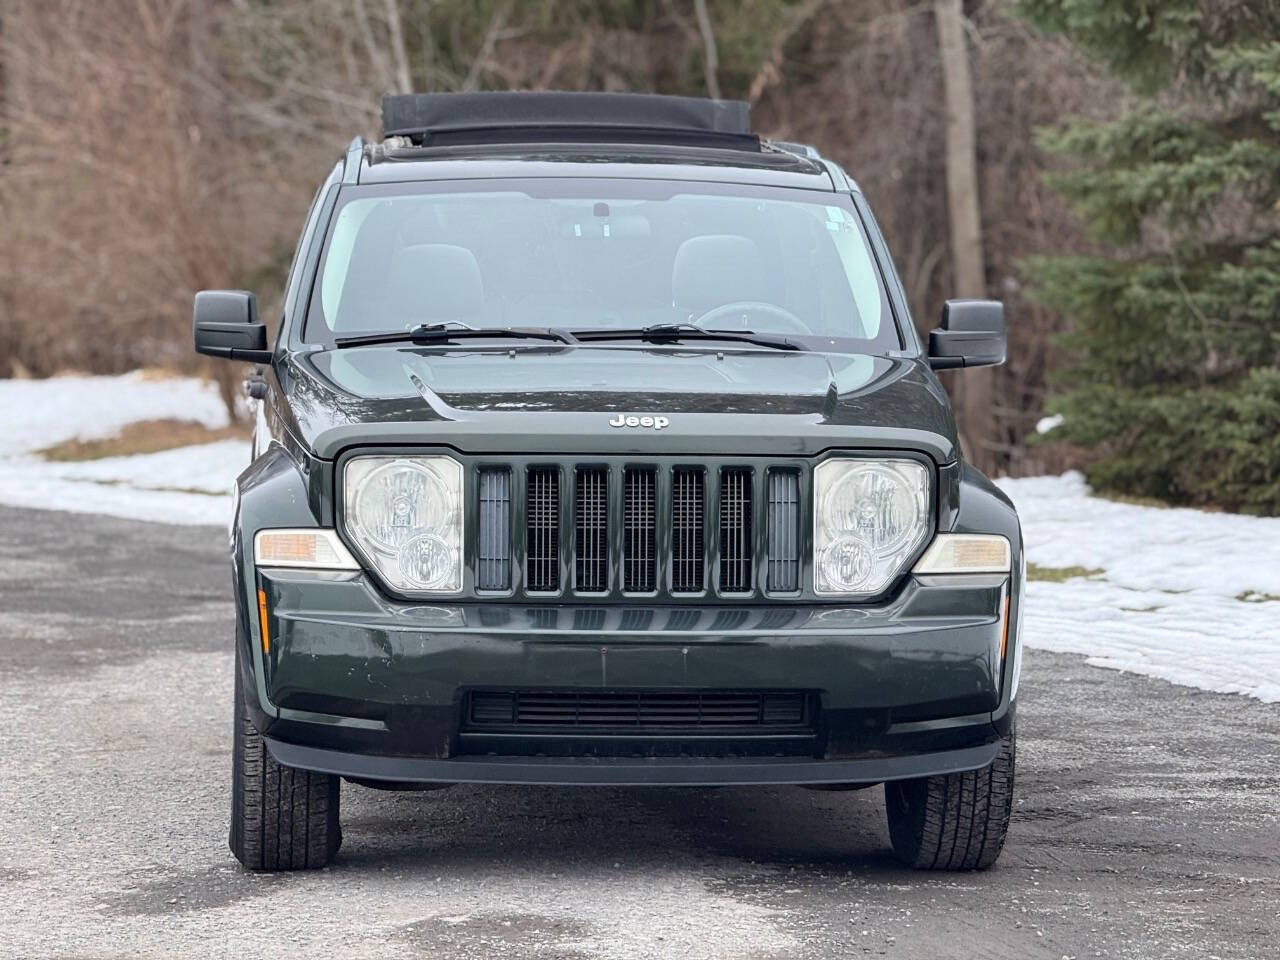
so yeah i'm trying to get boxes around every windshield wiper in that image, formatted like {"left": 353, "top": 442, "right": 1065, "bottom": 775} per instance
{"left": 334, "top": 322, "right": 801, "bottom": 352}
{"left": 569, "top": 323, "right": 803, "bottom": 352}
{"left": 334, "top": 323, "right": 578, "bottom": 349}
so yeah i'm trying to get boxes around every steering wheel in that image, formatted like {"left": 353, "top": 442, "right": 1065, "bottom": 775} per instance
{"left": 690, "top": 301, "right": 811, "bottom": 335}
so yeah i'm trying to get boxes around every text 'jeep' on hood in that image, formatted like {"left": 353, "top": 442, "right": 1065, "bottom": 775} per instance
{"left": 195, "top": 92, "right": 1023, "bottom": 874}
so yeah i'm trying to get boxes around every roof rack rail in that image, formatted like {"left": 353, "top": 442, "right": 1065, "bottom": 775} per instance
{"left": 341, "top": 136, "right": 364, "bottom": 184}
{"left": 771, "top": 140, "right": 821, "bottom": 160}
{"left": 381, "top": 92, "right": 761, "bottom": 152}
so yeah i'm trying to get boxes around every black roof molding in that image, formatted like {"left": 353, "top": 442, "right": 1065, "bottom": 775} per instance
{"left": 381, "top": 92, "right": 760, "bottom": 152}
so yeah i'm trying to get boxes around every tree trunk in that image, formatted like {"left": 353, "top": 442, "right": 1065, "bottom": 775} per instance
{"left": 934, "top": 0, "right": 993, "bottom": 471}
{"left": 212, "top": 362, "right": 245, "bottom": 426}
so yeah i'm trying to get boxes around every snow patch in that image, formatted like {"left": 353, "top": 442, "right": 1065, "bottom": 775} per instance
{"left": 0, "top": 461, "right": 235, "bottom": 527}
{"left": 32, "top": 439, "right": 246, "bottom": 495}
{"left": 1001, "top": 472, "right": 1280, "bottom": 597}
{"left": 1035, "top": 413, "right": 1064, "bottom": 435}
{"left": 999, "top": 472, "right": 1280, "bottom": 703}
{"left": 0, "top": 374, "right": 245, "bottom": 526}
{"left": 0, "top": 372, "right": 230, "bottom": 455}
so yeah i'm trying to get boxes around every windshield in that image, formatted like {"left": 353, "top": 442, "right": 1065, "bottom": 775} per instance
{"left": 303, "top": 178, "right": 899, "bottom": 351}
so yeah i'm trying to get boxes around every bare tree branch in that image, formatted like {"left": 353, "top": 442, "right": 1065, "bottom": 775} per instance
{"left": 692, "top": 0, "right": 721, "bottom": 100}
{"left": 351, "top": 0, "right": 394, "bottom": 93}
{"left": 462, "top": 1, "right": 512, "bottom": 92}
{"left": 383, "top": 0, "right": 413, "bottom": 93}
{"left": 747, "top": 0, "right": 825, "bottom": 105}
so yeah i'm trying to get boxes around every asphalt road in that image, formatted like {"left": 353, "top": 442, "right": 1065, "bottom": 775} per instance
{"left": 1, "top": 504, "right": 1277, "bottom": 959}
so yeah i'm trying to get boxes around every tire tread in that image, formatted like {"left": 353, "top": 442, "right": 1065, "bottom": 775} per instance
{"left": 885, "top": 727, "right": 1015, "bottom": 871}
{"left": 229, "top": 650, "right": 341, "bottom": 871}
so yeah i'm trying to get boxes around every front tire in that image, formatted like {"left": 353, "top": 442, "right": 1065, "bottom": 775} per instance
{"left": 229, "top": 648, "right": 341, "bottom": 871}
{"left": 884, "top": 727, "right": 1015, "bottom": 870}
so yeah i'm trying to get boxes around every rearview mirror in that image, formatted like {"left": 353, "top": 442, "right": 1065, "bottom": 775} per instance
{"left": 927, "top": 300, "right": 1006, "bottom": 370}
{"left": 193, "top": 290, "right": 272, "bottom": 363}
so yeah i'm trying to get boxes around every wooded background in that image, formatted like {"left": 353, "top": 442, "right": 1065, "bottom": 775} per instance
{"left": 1, "top": 1, "right": 1276, "bottom": 510}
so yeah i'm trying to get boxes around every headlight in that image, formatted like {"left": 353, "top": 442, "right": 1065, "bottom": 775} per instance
{"left": 343, "top": 456, "right": 463, "bottom": 592}
{"left": 813, "top": 458, "right": 929, "bottom": 596}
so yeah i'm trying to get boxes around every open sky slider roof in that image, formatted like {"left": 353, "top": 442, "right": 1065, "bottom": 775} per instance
{"left": 380, "top": 92, "right": 761, "bottom": 152}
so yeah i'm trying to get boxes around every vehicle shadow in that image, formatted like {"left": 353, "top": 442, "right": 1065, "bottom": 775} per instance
{"left": 334, "top": 782, "right": 913, "bottom": 877}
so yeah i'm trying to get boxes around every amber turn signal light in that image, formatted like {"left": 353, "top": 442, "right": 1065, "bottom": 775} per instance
{"left": 257, "top": 588, "right": 270, "bottom": 655}
{"left": 253, "top": 529, "right": 359, "bottom": 570}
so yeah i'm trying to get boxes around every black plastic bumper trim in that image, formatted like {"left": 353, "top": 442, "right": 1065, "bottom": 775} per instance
{"left": 264, "top": 737, "right": 1000, "bottom": 786}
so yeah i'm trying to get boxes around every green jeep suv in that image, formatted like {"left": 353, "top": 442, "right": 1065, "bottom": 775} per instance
{"left": 196, "top": 92, "right": 1022, "bottom": 872}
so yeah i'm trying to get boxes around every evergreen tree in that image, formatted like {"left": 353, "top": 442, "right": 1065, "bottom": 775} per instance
{"left": 1019, "top": 1, "right": 1280, "bottom": 514}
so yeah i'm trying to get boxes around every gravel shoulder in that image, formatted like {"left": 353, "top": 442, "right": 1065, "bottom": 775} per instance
{"left": 0, "top": 505, "right": 1277, "bottom": 959}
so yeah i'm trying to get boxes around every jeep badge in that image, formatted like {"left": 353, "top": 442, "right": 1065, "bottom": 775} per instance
{"left": 609, "top": 414, "right": 669, "bottom": 430}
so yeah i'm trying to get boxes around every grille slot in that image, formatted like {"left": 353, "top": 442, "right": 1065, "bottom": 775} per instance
{"left": 671, "top": 469, "right": 705, "bottom": 593}
{"left": 469, "top": 692, "right": 516, "bottom": 725}
{"left": 526, "top": 467, "right": 560, "bottom": 592}
{"left": 767, "top": 469, "right": 800, "bottom": 592}
{"left": 574, "top": 467, "right": 608, "bottom": 592}
{"left": 719, "top": 468, "right": 753, "bottom": 592}
{"left": 467, "top": 690, "right": 810, "bottom": 729}
{"left": 477, "top": 468, "right": 511, "bottom": 590}
{"left": 623, "top": 469, "right": 657, "bottom": 592}
{"left": 761, "top": 692, "right": 806, "bottom": 725}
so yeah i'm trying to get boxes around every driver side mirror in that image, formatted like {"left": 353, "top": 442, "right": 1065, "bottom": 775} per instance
{"left": 927, "top": 299, "right": 1006, "bottom": 370}
{"left": 193, "top": 290, "right": 272, "bottom": 363}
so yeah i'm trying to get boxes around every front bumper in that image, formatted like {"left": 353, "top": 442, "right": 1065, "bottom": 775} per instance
{"left": 265, "top": 737, "right": 1001, "bottom": 786}
{"left": 245, "top": 568, "right": 1016, "bottom": 785}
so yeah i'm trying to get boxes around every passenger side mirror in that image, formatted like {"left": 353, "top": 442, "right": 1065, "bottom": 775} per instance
{"left": 927, "top": 299, "right": 1006, "bottom": 370}
{"left": 193, "top": 290, "right": 272, "bottom": 363}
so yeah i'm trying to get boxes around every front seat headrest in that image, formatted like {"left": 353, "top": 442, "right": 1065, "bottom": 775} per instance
{"left": 384, "top": 243, "right": 484, "bottom": 323}
{"left": 671, "top": 234, "right": 770, "bottom": 318}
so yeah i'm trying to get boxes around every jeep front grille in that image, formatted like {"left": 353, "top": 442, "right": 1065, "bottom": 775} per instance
{"left": 475, "top": 459, "right": 808, "bottom": 599}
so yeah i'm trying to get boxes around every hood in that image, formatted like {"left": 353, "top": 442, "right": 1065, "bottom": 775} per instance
{"left": 276, "top": 345, "right": 958, "bottom": 462}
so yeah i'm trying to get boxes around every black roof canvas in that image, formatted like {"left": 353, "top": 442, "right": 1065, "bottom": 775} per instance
{"left": 380, "top": 92, "right": 758, "bottom": 151}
